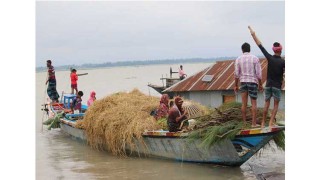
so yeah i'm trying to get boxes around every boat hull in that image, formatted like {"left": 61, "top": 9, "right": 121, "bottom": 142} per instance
{"left": 60, "top": 119, "right": 284, "bottom": 166}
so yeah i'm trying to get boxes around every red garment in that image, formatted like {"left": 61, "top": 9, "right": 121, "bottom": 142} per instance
{"left": 155, "top": 94, "right": 169, "bottom": 120}
{"left": 87, "top": 91, "right": 96, "bottom": 107}
{"left": 167, "top": 105, "right": 187, "bottom": 132}
{"left": 70, "top": 72, "right": 78, "bottom": 85}
{"left": 155, "top": 103, "right": 169, "bottom": 120}
{"left": 48, "top": 65, "right": 56, "bottom": 80}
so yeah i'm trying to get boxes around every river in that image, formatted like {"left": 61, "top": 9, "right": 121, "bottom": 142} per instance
{"left": 36, "top": 63, "right": 285, "bottom": 180}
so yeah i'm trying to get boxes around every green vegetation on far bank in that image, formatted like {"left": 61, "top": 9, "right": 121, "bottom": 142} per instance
{"left": 36, "top": 57, "right": 237, "bottom": 72}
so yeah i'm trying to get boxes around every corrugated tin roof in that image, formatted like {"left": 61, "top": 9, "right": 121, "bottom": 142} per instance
{"left": 164, "top": 58, "right": 285, "bottom": 92}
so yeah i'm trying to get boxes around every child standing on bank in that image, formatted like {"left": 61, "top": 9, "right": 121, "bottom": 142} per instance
{"left": 70, "top": 69, "right": 78, "bottom": 94}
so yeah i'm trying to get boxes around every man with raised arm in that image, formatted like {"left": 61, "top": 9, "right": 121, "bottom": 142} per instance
{"left": 248, "top": 26, "right": 285, "bottom": 128}
{"left": 234, "top": 42, "right": 263, "bottom": 128}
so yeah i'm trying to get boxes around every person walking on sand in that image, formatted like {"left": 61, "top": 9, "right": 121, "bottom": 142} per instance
{"left": 248, "top": 26, "right": 285, "bottom": 128}
{"left": 70, "top": 69, "right": 78, "bottom": 94}
{"left": 234, "top": 42, "right": 263, "bottom": 128}
{"left": 45, "top": 60, "right": 60, "bottom": 103}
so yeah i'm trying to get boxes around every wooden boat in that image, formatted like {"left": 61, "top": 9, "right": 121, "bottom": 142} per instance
{"left": 148, "top": 67, "right": 181, "bottom": 98}
{"left": 46, "top": 95, "right": 285, "bottom": 167}
{"left": 59, "top": 118, "right": 284, "bottom": 166}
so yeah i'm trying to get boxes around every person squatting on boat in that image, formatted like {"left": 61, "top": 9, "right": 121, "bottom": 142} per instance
{"left": 46, "top": 60, "right": 60, "bottom": 103}
{"left": 234, "top": 42, "right": 263, "bottom": 128}
{"left": 167, "top": 96, "right": 188, "bottom": 132}
{"left": 178, "top": 65, "right": 187, "bottom": 80}
{"left": 71, "top": 91, "right": 84, "bottom": 114}
{"left": 70, "top": 69, "right": 79, "bottom": 95}
{"left": 87, "top": 91, "right": 96, "bottom": 107}
{"left": 154, "top": 94, "right": 170, "bottom": 120}
{"left": 249, "top": 26, "right": 285, "bottom": 128}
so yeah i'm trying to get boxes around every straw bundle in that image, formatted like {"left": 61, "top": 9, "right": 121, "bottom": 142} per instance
{"left": 77, "top": 89, "right": 160, "bottom": 156}
{"left": 183, "top": 100, "right": 210, "bottom": 119}
{"left": 155, "top": 100, "right": 210, "bottom": 130}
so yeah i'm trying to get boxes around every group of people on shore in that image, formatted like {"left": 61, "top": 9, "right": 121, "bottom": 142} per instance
{"left": 234, "top": 26, "right": 285, "bottom": 128}
{"left": 45, "top": 60, "right": 96, "bottom": 114}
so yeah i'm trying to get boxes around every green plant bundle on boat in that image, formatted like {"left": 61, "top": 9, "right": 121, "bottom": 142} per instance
{"left": 186, "top": 102, "right": 285, "bottom": 151}
{"left": 43, "top": 112, "right": 64, "bottom": 130}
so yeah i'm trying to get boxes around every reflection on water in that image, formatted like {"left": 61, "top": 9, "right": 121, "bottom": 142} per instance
{"left": 36, "top": 63, "right": 284, "bottom": 180}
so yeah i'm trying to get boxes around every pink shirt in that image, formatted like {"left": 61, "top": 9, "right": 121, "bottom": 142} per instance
{"left": 179, "top": 69, "right": 185, "bottom": 77}
{"left": 234, "top": 52, "right": 262, "bottom": 84}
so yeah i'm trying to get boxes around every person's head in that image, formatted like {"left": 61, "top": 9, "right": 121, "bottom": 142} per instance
{"left": 46, "top": 60, "right": 52, "bottom": 67}
{"left": 180, "top": 65, "right": 183, "bottom": 69}
{"left": 174, "top": 96, "right": 184, "bottom": 108}
{"left": 72, "top": 69, "right": 77, "bottom": 73}
{"left": 90, "top": 91, "right": 96, "bottom": 98}
{"left": 241, "top": 42, "right": 250, "bottom": 53}
{"left": 160, "top": 94, "right": 169, "bottom": 105}
{"left": 272, "top": 42, "right": 282, "bottom": 55}
{"left": 78, "top": 91, "right": 84, "bottom": 97}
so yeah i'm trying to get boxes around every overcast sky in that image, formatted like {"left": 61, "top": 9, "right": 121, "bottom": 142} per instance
{"left": 36, "top": 1, "right": 285, "bottom": 67}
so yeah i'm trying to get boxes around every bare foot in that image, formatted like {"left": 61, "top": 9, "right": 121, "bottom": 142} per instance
{"left": 269, "top": 122, "right": 277, "bottom": 127}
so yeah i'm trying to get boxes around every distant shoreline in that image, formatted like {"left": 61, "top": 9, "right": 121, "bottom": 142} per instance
{"left": 35, "top": 57, "right": 237, "bottom": 73}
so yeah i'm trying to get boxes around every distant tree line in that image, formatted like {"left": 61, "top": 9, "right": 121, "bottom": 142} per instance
{"left": 36, "top": 57, "right": 237, "bottom": 72}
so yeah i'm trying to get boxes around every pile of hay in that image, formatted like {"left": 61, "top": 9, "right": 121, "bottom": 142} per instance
{"left": 76, "top": 89, "right": 160, "bottom": 156}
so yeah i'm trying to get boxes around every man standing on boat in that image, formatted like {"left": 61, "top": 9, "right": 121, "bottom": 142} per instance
{"left": 234, "top": 42, "right": 263, "bottom": 128}
{"left": 248, "top": 26, "right": 285, "bottom": 128}
{"left": 45, "top": 60, "right": 60, "bottom": 103}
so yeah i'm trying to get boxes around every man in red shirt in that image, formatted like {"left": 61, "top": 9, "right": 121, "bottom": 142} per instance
{"left": 70, "top": 69, "right": 78, "bottom": 94}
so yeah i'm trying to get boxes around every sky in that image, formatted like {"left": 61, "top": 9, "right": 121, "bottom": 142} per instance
{"left": 36, "top": 1, "right": 285, "bottom": 67}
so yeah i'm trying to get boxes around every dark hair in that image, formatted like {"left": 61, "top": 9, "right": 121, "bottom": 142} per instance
{"left": 241, "top": 42, "right": 250, "bottom": 53}
{"left": 47, "top": 60, "right": 52, "bottom": 64}
{"left": 169, "top": 101, "right": 174, "bottom": 107}
{"left": 72, "top": 69, "right": 77, "bottom": 72}
{"left": 78, "top": 91, "right": 84, "bottom": 96}
{"left": 273, "top": 42, "right": 280, "bottom": 47}
{"left": 180, "top": 65, "right": 183, "bottom": 68}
